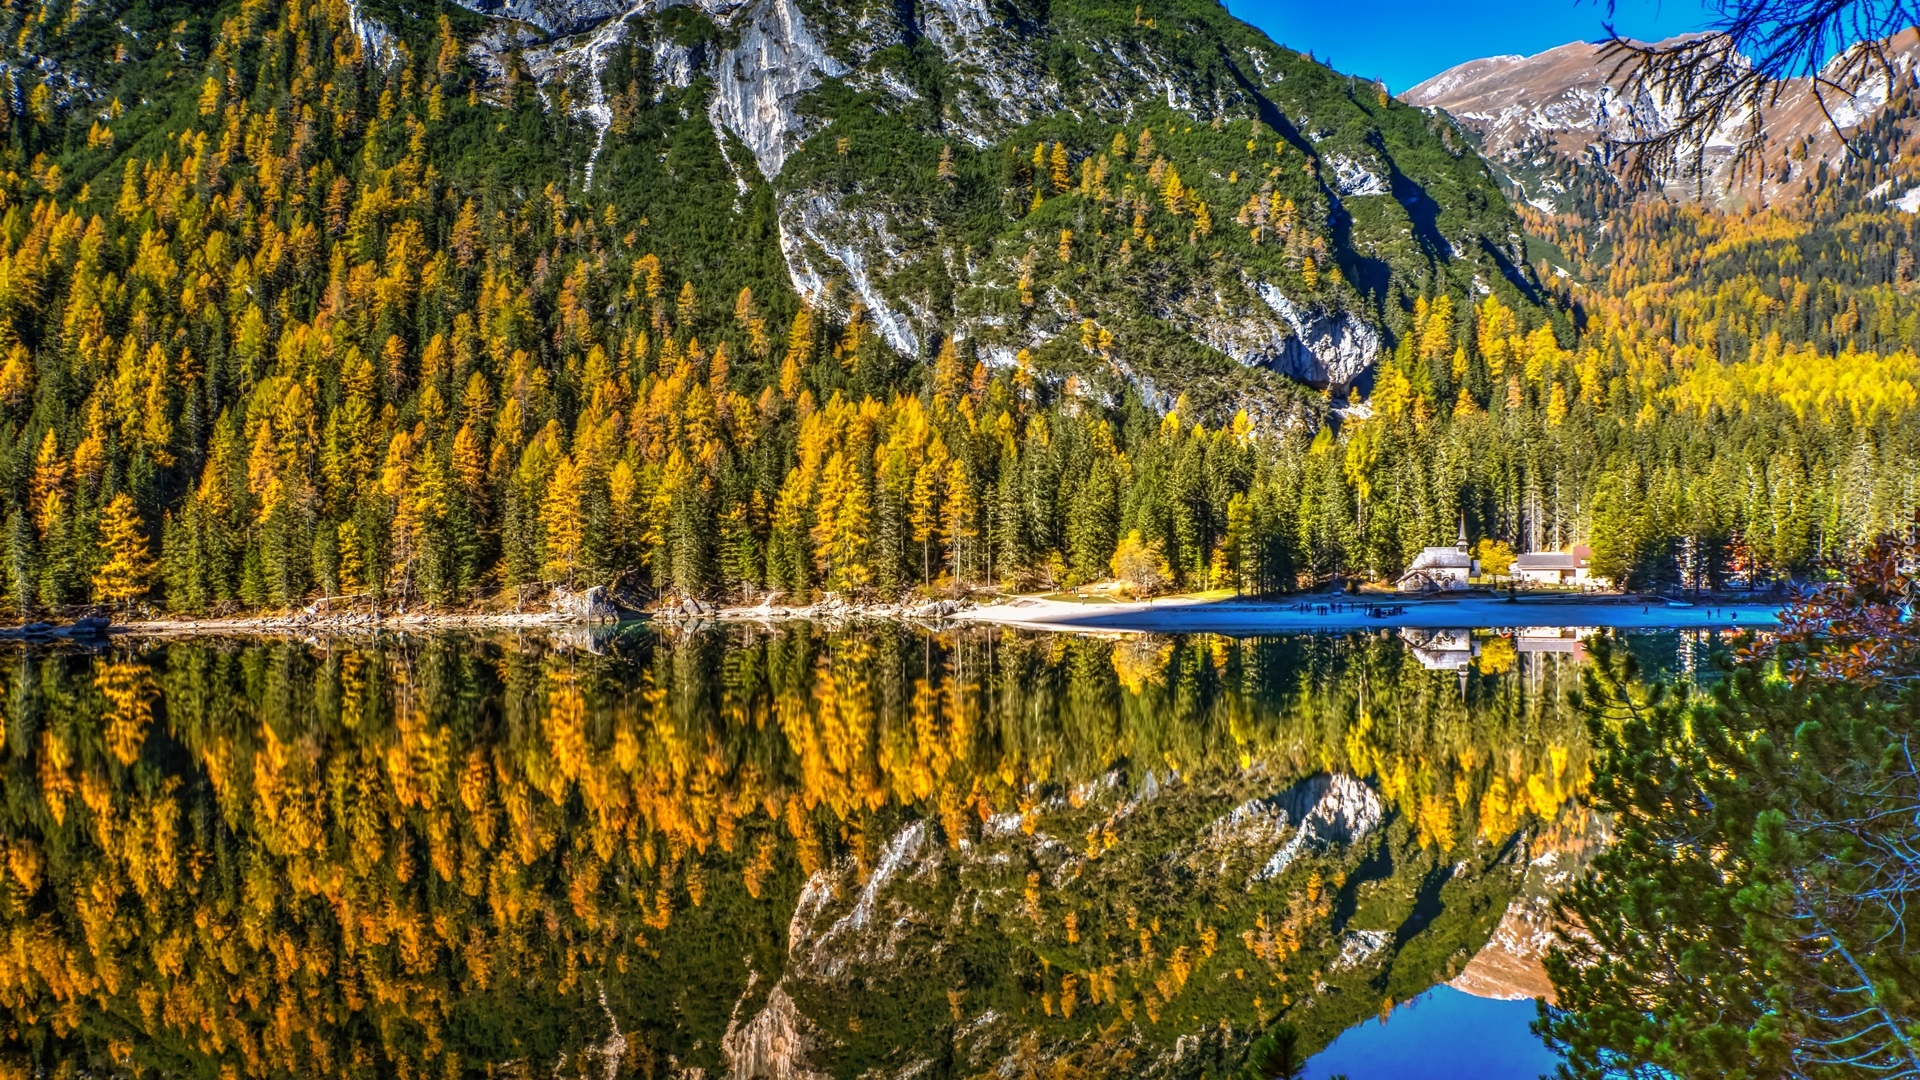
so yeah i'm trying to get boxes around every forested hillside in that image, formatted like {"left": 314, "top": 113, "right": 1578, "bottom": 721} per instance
{"left": 0, "top": 0, "right": 1911, "bottom": 617}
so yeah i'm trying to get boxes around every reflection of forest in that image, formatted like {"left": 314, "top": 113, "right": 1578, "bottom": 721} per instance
{"left": 0, "top": 626, "right": 1600, "bottom": 1078}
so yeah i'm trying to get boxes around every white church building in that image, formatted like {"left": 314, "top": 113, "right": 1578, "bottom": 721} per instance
{"left": 1396, "top": 522, "right": 1479, "bottom": 593}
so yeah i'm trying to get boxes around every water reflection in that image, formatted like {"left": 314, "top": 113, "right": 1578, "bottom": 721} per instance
{"left": 0, "top": 625, "right": 1696, "bottom": 1078}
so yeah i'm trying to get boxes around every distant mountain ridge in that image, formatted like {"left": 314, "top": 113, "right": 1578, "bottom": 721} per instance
{"left": 1406, "top": 29, "right": 1920, "bottom": 213}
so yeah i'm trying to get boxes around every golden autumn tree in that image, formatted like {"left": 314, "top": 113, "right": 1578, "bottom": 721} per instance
{"left": 810, "top": 451, "right": 872, "bottom": 593}
{"left": 542, "top": 455, "right": 586, "bottom": 585}
{"left": 93, "top": 493, "right": 154, "bottom": 608}
{"left": 943, "top": 458, "right": 977, "bottom": 585}
{"left": 29, "top": 431, "right": 66, "bottom": 534}
{"left": 1110, "top": 530, "right": 1170, "bottom": 595}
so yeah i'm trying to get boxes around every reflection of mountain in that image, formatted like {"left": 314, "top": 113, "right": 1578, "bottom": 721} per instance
{"left": 0, "top": 627, "right": 1595, "bottom": 1077}
{"left": 737, "top": 767, "right": 1506, "bottom": 1077}
{"left": 1449, "top": 807, "right": 1607, "bottom": 1005}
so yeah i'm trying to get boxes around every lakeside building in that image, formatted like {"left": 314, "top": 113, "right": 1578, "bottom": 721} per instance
{"left": 1397, "top": 523, "right": 1478, "bottom": 593}
{"left": 1512, "top": 546, "right": 1604, "bottom": 588}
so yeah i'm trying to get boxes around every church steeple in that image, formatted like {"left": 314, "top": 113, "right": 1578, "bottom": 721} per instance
{"left": 1456, "top": 513, "right": 1468, "bottom": 551}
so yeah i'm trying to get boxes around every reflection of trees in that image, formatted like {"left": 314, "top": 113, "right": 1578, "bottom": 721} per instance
{"left": 0, "top": 627, "right": 1594, "bottom": 1077}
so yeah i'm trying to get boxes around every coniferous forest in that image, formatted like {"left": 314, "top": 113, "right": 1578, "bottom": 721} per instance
{"left": 0, "top": 0, "right": 1913, "bottom": 619}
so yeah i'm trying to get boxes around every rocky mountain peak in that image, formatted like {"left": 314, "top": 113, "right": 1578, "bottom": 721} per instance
{"left": 1406, "top": 29, "right": 1920, "bottom": 213}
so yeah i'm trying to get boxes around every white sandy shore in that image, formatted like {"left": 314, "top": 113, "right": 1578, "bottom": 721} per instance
{"left": 951, "top": 594, "right": 1784, "bottom": 634}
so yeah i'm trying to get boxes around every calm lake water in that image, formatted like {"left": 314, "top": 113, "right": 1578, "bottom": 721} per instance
{"left": 0, "top": 624, "right": 1720, "bottom": 1077}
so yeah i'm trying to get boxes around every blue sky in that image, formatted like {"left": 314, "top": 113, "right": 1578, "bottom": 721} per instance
{"left": 1223, "top": 0, "right": 1719, "bottom": 92}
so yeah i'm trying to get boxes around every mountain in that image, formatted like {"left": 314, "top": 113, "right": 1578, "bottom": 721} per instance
{"left": 0, "top": 0, "right": 1565, "bottom": 417}
{"left": 428, "top": 0, "right": 1544, "bottom": 408}
{"left": 1405, "top": 30, "right": 1920, "bottom": 216}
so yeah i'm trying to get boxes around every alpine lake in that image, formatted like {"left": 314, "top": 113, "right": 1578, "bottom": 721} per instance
{"left": 0, "top": 621, "right": 1729, "bottom": 1078}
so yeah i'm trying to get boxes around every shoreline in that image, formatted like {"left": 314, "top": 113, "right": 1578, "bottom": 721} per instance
{"left": 947, "top": 594, "right": 1784, "bottom": 634}
{"left": 115, "top": 612, "right": 594, "bottom": 635}
{"left": 15, "top": 592, "right": 1788, "bottom": 641}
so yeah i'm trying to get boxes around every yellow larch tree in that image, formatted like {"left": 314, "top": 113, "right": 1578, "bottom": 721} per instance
{"left": 542, "top": 454, "right": 586, "bottom": 585}
{"left": 29, "top": 431, "right": 66, "bottom": 534}
{"left": 93, "top": 493, "right": 154, "bottom": 609}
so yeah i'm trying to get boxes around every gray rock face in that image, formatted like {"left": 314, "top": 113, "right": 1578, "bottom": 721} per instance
{"left": 453, "top": 0, "right": 639, "bottom": 37}
{"left": 723, "top": 984, "right": 827, "bottom": 1080}
{"left": 709, "top": 0, "right": 848, "bottom": 179}
{"left": 1256, "top": 285, "right": 1381, "bottom": 390}
{"left": 521, "top": 4, "right": 654, "bottom": 188}
{"left": 1196, "top": 773, "right": 1385, "bottom": 883}
{"left": 919, "top": 0, "right": 994, "bottom": 51}
{"left": 779, "top": 194, "right": 921, "bottom": 356}
{"left": 1326, "top": 152, "right": 1389, "bottom": 197}
{"left": 507, "top": 0, "right": 843, "bottom": 183}
{"left": 794, "top": 820, "right": 928, "bottom": 979}
{"left": 452, "top": 0, "right": 1511, "bottom": 407}
{"left": 549, "top": 584, "right": 620, "bottom": 622}
{"left": 344, "top": 0, "right": 404, "bottom": 68}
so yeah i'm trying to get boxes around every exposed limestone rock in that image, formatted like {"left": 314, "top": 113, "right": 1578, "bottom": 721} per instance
{"left": 919, "top": 0, "right": 995, "bottom": 52}
{"left": 722, "top": 985, "right": 828, "bottom": 1080}
{"left": 1189, "top": 773, "right": 1386, "bottom": 886}
{"left": 779, "top": 195, "right": 921, "bottom": 356}
{"left": 1256, "top": 286, "right": 1381, "bottom": 390}
{"left": 466, "top": 21, "right": 548, "bottom": 88}
{"left": 1448, "top": 898, "right": 1558, "bottom": 1003}
{"left": 454, "top": 0, "right": 638, "bottom": 37}
{"left": 549, "top": 584, "right": 620, "bottom": 622}
{"left": 1333, "top": 928, "right": 1393, "bottom": 970}
{"left": 344, "top": 0, "right": 404, "bottom": 67}
{"left": 792, "top": 820, "right": 930, "bottom": 979}
{"left": 1450, "top": 815, "right": 1605, "bottom": 1004}
{"left": 518, "top": 0, "right": 827, "bottom": 188}
{"left": 1183, "top": 295, "right": 1299, "bottom": 371}
{"left": 452, "top": 0, "right": 1528, "bottom": 413}
{"left": 1256, "top": 773, "right": 1384, "bottom": 880}
{"left": 709, "top": 0, "right": 847, "bottom": 179}
{"left": 521, "top": 3, "right": 652, "bottom": 187}
{"left": 656, "top": 38, "right": 703, "bottom": 96}
{"left": 1326, "top": 152, "right": 1389, "bottom": 197}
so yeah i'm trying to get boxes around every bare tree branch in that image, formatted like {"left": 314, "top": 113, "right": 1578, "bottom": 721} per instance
{"left": 1600, "top": 0, "right": 1920, "bottom": 186}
